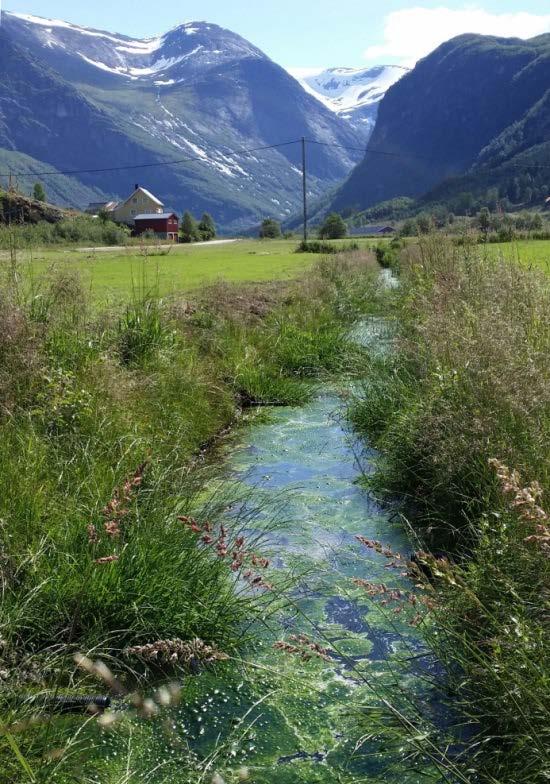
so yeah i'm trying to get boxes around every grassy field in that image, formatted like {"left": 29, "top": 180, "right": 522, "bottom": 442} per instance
{"left": 483, "top": 238, "right": 550, "bottom": 272}
{"left": 2, "top": 239, "right": 373, "bottom": 304}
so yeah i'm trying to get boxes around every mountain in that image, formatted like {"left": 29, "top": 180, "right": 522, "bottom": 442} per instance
{"left": 0, "top": 149, "right": 109, "bottom": 208}
{"left": 329, "top": 33, "right": 550, "bottom": 214}
{"left": 296, "top": 66, "right": 408, "bottom": 141}
{"left": 0, "top": 12, "right": 364, "bottom": 232}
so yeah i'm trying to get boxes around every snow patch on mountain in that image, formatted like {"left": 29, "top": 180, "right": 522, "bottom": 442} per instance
{"left": 9, "top": 11, "right": 163, "bottom": 50}
{"left": 4, "top": 12, "right": 260, "bottom": 83}
{"left": 294, "top": 65, "right": 408, "bottom": 114}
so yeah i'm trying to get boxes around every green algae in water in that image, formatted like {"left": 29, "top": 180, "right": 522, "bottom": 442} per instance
{"left": 92, "top": 386, "right": 448, "bottom": 783}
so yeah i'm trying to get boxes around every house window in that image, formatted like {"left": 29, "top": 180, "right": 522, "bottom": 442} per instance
{"left": 133, "top": 198, "right": 137, "bottom": 204}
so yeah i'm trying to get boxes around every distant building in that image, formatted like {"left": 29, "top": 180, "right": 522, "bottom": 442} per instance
{"left": 349, "top": 225, "right": 395, "bottom": 236}
{"left": 134, "top": 212, "right": 179, "bottom": 241}
{"left": 84, "top": 200, "right": 118, "bottom": 216}
{"left": 112, "top": 184, "right": 164, "bottom": 225}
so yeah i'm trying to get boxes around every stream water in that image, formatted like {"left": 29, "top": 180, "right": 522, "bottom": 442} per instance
{"left": 100, "top": 317, "right": 450, "bottom": 783}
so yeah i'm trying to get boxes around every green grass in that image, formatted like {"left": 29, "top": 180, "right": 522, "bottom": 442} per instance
{"left": 483, "top": 238, "right": 550, "bottom": 272}
{"left": 2, "top": 239, "right": 375, "bottom": 305}
{"left": 349, "top": 238, "right": 550, "bottom": 784}
{"left": 0, "top": 250, "right": 380, "bottom": 782}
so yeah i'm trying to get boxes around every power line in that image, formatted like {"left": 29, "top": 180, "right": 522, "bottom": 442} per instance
{"left": 0, "top": 140, "right": 301, "bottom": 179}
{"left": 306, "top": 138, "right": 430, "bottom": 160}
{"left": 3, "top": 135, "right": 550, "bottom": 181}
{"left": 305, "top": 138, "right": 550, "bottom": 172}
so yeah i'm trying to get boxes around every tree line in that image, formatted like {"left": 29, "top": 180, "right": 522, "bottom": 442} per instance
{"left": 259, "top": 212, "right": 348, "bottom": 240}
{"left": 180, "top": 211, "right": 216, "bottom": 243}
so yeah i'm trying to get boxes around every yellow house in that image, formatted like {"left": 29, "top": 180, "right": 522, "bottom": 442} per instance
{"left": 112, "top": 184, "right": 164, "bottom": 225}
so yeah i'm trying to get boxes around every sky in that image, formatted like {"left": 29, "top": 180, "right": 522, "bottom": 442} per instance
{"left": 2, "top": 0, "right": 550, "bottom": 72}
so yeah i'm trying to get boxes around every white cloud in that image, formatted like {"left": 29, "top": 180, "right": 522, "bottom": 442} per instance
{"left": 364, "top": 6, "right": 550, "bottom": 66}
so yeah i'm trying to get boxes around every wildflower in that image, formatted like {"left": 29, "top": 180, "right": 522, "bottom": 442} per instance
{"left": 141, "top": 698, "right": 159, "bottom": 719}
{"left": 123, "top": 638, "right": 229, "bottom": 666}
{"left": 155, "top": 687, "right": 171, "bottom": 707}
{"left": 89, "top": 461, "right": 148, "bottom": 550}
{"left": 489, "top": 459, "right": 550, "bottom": 556}
{"left": 95, "top": 555, "right": 119, "bottom": 564}
{"left": 275, "top": 634, "right": 330, "bottom": 661}
{"left": 97, "top": 712, "right": 118, "bottom": 729}
{"left": 104, "top": 520, "right": 121, "bottom": 538}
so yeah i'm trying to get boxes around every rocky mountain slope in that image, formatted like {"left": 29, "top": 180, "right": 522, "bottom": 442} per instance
{"left": 0, "top": 12, "right": 363, "bottom": 231}
{"left": 330, "top": 33, "right": 550, "bottom": 213}
{"left": 0, "top": 149, "right": 110, "bottom": 208}
{"left": 297, "top": 65, "right": 408, "bottom": 141}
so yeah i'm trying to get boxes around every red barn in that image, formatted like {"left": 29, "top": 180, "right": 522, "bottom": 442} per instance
{"left": 134, "top": 212, "right": 179, "bottom": 241}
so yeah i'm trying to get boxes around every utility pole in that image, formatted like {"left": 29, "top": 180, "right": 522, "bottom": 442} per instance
{"left": 301, "top": 137, "right": 308, "bottom": 243}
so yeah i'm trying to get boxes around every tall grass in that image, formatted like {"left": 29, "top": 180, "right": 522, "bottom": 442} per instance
{"left": 0, "top": 250, "right": 379, "bottom": 780}
{"left": 350, "top": 238, "right": 550, "bottom": 783}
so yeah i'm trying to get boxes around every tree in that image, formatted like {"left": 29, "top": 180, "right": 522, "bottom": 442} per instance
{"left": 477, "top": 207, "right": 491, "bottom": 235}
{"left": 319, "top": 212, "right": 347, "bottom": 239}
{"left": 198, "top": 212, "right": 216, "bottom": 241}
{"left": 431, "top": 206, "right": 449, "bottom": 228}
{"left": 455, "top": 191, "right": 475, "bottom": 216}
{"left": 33, "top": 182, "right": 46, "bottom": 202}
{"left": 259, "top": 218, "right": 281, "bottom": 239}
{"left": 98, "top": 208, "right": 113, "bottom": 224}
{"left": 180, "top": 211, "right": 199, "bottom": 243}
{"left": 400, "top": 219, "right": 418, "bottom": 237}
{"left": 531, "top": 213, "right": 543, "bottom": 231}
{"left": 416, "top": 212, "right": 433, "bottom": 234}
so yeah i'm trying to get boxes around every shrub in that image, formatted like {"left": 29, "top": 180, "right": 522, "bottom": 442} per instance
{"left": 117, "top": 296, "right": 172, "bottom": 366}
{"left": 198, "top": 212, "right": 216, "bottom": 241}
{"left": 259, "top": 218, "right": 281, "bottom": 239}
{"left": 296, "top": 240, "right": 359, "bottom": 254}
{"left": 374, "top": 239, "right": 402, "bottom": 272}
{"left": 0, "top": 216, "right": 130, "bottom": 248}
{"left": 319, "top": 212, "right": 347, "bottom": 239}
{"left": 180, "top": 211, "right": 200, "bottom": 243}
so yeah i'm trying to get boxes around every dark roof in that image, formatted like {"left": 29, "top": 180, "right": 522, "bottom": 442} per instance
{"left": 350, "top": 225, "right": 395, "bottom": 235}
{"left": 134, "top": 212, "right": 179, "bottom": 221}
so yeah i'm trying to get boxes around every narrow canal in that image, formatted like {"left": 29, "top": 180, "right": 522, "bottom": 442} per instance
{"left": 103, "top": 318, "right": 450, "bottom": 783}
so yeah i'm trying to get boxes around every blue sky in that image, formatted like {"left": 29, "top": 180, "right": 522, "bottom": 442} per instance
{"left": 2, "top": 1, "right": 550, "bottom": 70}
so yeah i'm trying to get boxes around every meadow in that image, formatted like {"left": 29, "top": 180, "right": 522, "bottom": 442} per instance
{"left": 484, "top": 237, "right": 550, "bottom": 271}
{"left": 2, "top": 238, "right": 373, "bottom": 304}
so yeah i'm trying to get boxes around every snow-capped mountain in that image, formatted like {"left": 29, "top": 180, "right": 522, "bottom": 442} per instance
{"left": 0, "top": 12, "right": 364, "bottom": 231}
{"left": 4, "top": 13, "right": 265, "bottom": 83}
{"left": 294, "top": 65, "right": 409, "bottom": 140}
